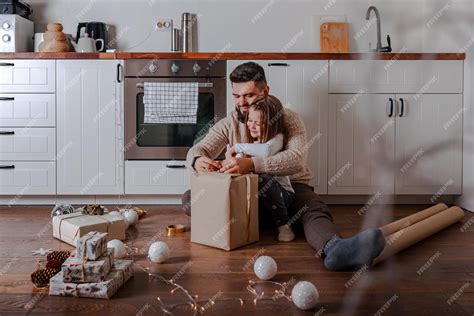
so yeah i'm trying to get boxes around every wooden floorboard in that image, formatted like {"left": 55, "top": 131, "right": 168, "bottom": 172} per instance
{"left": 0, "top": 204, "right": 473, "bottom": 316}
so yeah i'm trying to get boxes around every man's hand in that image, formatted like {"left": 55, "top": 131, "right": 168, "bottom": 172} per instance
{"left": 194, "top": 157, "right": 222, "bottom": 172}
{"left": 219, "top": 157, "right": 255, "bottom": 174}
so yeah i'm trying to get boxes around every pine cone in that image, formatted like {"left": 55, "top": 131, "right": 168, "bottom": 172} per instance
{"left": 46, "top": 250, "right": 71, "bottom": 262}
{"left": 133, "top": 207, "right": 147, "bottom": 219}
{"left": 46, "top": 258, "right": 64, "bottom": 270}
{"left": 31, "top": 268, "right": 59, "bottom": 287}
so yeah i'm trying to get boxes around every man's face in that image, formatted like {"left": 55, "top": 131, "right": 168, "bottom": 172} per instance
{"left": 231, "top": 81, "right": 268, "bottom": 120}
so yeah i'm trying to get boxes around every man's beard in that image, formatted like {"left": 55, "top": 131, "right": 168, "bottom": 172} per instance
{"left": 236, "top": 107, "right": 248, "bottom": 123}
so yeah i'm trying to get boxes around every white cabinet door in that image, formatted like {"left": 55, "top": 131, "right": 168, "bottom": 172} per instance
{"left": 0, "top": 161, "right": 56, "bottom": 195}
{"left": 0, "top": 60, "right": 55, "bottom": 93}
{"left": 329, "top": 60, "right": 463, "bottom": 94}
{"left": 395, "top": 94, "right": 463, "bottom": 195}
{"left": 0, "top": 94, "right": 56, "bottom": 127}
{"left": 0, "top": 127, "right": 55, "bottom": 161}
{"left": 266, "top": 60, "right": 329, "bottom": 194}
{"left": 328, "top": 94, "right": 395, "bottom": 194}
{"left": 125, "top": 160, "right": 191, "bottom": 194}
{"left": 57, "top": 60, "right": 123, "bottom": 195}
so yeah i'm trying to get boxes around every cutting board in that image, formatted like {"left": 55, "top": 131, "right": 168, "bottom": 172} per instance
{"left": 320, "top": 22, "right": 349, "bottom": 53}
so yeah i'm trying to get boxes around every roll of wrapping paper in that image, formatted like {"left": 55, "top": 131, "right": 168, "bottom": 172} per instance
{"left": 379, "top": 203, "right": 448, "bottom": 236}
{"left": 373, "top": 206, "right": 464, "bottom": 265}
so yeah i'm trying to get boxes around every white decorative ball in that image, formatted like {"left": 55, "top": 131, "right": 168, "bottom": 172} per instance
{"left": 253, "top": 256, "right": 277, "bottom": 280}
{"left": 291, "top": 281, "right": 319, "bottom": 310}
{"left": 107, "top": 239, "right": 126, "bottom": 259}
{"left": 122, "top": 209, "right": 139, "bottom": 226}
{"left": 148, "top": 241, "right": 170, "bottom": 263}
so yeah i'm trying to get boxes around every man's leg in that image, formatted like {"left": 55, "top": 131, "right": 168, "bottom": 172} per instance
{"left": 291, "top": 183, "right": 385, "bottom": 271}
{"left": 181, "top": 190, "right": 191, "bottom": 216}
{"left": 290, "top": 183, "right": 340, "bottom": 251}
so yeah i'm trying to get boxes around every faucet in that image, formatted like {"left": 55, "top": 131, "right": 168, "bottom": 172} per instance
{"left": 365, "top": 6, "right": 392, "bottom": 52}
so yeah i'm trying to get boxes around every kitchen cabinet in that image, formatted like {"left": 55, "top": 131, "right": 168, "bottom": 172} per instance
{"left": 328, "top": 94, "right": 395, "bottom": 194}
{"left": 125, "top": 160, "right": 191, "bottom": 195}
{"left": 0, "top": 60, "right": 56, "bottom": 196}
{"left": 328, "top": 60, "right": 463, "bottom": 195}
{"left": 226, "top": 60, "right": 329, "bottom": 194}
{"left": 0, "top": 60, "right": 55, "bottom": 93}
{"left": 56, "top": 60, "right": 124, "bottom": 195}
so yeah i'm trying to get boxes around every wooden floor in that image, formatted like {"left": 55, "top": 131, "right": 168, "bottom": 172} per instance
{"left": 0, "top": 204, "right": 473, "bottom": 316}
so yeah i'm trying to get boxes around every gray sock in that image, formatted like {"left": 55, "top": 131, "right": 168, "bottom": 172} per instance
{"left": 323, "top": 228, "right": 385, "bottom": 271}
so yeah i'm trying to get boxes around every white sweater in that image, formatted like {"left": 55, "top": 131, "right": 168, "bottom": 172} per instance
{"left": 234, "top": 134, "right": 294, "bottom": 193}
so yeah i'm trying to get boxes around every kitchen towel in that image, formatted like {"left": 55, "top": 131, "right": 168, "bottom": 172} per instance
{"left": 143, "top": 82, "right": 199, "bottom": 124}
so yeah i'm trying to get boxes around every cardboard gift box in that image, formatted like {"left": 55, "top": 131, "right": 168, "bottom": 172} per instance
{"left": 52, "top": 212, "right": 126, "bottom": 246}
{"left": 61, "top": 249, "right": 113, "bottom": 283}
{"left": 191, "top": 172, "right": 259, "bottom": 251}
{"left": 76, "top": 231, "right": 108, "bottom": 261}
{"left": 50, "top": 259, "right": 134, "bottom": 299}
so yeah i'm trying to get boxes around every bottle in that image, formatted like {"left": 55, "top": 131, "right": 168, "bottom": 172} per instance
{"left": 181, "top": 13, "right": 193, "bottom": 52}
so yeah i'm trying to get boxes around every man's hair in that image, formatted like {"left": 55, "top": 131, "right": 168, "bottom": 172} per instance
{"left": 246, "top": 94, "right": 287, "bottom": 144}
{"left": 229, "top": 62, "right": 267, "bottom": 90}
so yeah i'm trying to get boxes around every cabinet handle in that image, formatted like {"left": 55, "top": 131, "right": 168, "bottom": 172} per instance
{"left": 399, "top": 98, "right": 405, "bottom": 117}
{"left": 0, "top": 165, "right": 15, "bottom": 169}
{"left": 0, "top": 62, "right": 14, "bottom": 67}
{"left": 117, "top": 64, "right": 122, "bottom": 83}
{"left": 0, "top": 131, "right": 15, "bottom": 135}
{"left": 388, "top": 98, "right": 394, "bottom": 117}
{"left": 166, "top": 164, "right": 186, "bottom": 169}
{"left": 0, "top": 97, "right": 14, "bottom": 101}
{"left": 268, "top": 63, "right": 289, "bottom": 67}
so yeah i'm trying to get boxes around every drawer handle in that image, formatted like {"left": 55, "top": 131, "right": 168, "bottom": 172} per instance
{"left": 388, "top": 98, "right": 394, "bottom": 117}
{"left": 0, "top": 97, "right": 14, "bottom": 101}
{"left": 268, "top": 63, "right": 289, "bottom": 67}
{"left": 0, "top": 165, "right": 15, "bottom": 169}
{"left": 0, "top": 62, "right": 14, "bottom": 67}
{"left": 166, "top": 164, "right": 186, "bottom": 169}
{"left": 0, "top": 131, "right": 15, "bottom": 135}
{"left": 399, "top": 98, "right": 405, "bottom": 117}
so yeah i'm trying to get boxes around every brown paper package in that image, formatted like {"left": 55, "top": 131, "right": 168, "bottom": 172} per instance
{"left": 191, "top": 172, "right": 259, "bottom": 251}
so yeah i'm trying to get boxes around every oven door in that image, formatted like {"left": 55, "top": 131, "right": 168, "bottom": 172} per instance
{"left": 125, "top": 77, "right": 226, "bottom": 160}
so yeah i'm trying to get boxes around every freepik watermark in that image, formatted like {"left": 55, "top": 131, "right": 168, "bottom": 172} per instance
{"left": 400, "top": 149, "right": 424, "bottom": 174}
{"left": 417, "top": 251, "right": 441, "bottom": 275}
{"left": 374, "top": 294, "right": 399, "bottom": 316}
{"left": 328, "top": 161, "right": 351, "bottom": 186}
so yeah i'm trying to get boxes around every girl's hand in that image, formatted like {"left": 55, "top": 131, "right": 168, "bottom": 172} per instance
{"left": 225, "top": 146, "right": 237, "bottom": 160}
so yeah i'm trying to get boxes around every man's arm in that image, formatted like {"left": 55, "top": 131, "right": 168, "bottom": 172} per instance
{"left": 252, "top": 110, "right": 306, "bottom": 176}
{"left": 234, "top": 133, "right": 284, "bottom": 158}
{"left": 186, "top": 117, "right": 231, "bottom": 170}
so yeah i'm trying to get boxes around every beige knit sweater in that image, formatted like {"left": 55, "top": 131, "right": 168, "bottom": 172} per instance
{"left": 186, "top": 109, "right": 313, "bottom": 184}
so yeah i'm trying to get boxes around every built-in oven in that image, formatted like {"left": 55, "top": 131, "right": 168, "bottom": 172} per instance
{"left": 124, "top": 59, "right": 226, "bottom": 160}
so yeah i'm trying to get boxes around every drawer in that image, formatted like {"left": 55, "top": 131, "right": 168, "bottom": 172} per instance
{"left": 125, "top": 160, "right": 191, "bottom": 195}
{"left": 0, "top": 128, "right": 56, "bottom": 161}
{"left": 0, "top": 60, "right": 55, "bottom": 93}
{"left": 0, "top": 161, "right": 56, "bottom": 195}
{"left": 0, "top": 94, "right": 55, "bottom": 127}
{"left": 329, "top": 60, "right": 463, "bottom": 93}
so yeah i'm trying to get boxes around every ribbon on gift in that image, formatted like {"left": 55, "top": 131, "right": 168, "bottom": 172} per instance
{"left": 245, "top": 175, "right": 252, "bottom": 242}
{"left": 57, "top": 213, "right": 112, "bottom": 244}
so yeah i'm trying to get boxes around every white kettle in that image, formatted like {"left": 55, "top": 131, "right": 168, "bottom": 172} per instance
{"left": 72, "top": 33, "right": 104, "bottom": 52}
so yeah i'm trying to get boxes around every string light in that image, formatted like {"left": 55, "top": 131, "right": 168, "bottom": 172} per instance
{"left": 128, "top": 241, "right": 293, "bottom": 314}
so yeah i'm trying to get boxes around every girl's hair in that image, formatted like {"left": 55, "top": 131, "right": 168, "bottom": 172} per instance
{"left": 245, "top": 94, "right": 287, "bottom": 144}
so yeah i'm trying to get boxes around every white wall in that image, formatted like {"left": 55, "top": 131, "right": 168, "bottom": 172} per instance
{"left": 27, "top": 0, "right": 474, "bottom": 211}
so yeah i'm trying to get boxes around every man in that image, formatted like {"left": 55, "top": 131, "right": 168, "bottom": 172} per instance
{"left": 182, "top": 62, "right": 385, "bottom": 271}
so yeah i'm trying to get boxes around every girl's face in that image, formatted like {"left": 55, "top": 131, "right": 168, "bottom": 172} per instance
{"left": 247, "top": 108, "right": 262, "bottom": 139}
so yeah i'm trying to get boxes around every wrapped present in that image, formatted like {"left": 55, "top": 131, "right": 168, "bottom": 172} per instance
{"left": 61, "top": 249, "right": 113, "bottom": 283}
{"left": 191, "top": 172, "right": 259, "bottom": 251}
{"left": 49, "top": 259, "right": 133, "bottom": 299}
{"left": 76, "top": 231, "right": 108, "bottom": 260}
{"left": 52, "top": 212, "right": 126, "bottom": 246}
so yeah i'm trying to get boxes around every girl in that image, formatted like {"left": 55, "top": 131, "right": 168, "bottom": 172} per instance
{"left": 226, "top": 94, "right": 295, "bottom": 242}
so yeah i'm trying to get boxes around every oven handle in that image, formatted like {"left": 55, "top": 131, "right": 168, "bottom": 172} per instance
{"left": 136, "top": 82, "right": 213, "bottom": 89}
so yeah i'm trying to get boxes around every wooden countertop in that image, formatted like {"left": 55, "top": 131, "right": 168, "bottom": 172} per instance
{"left": 0, "top": 52, "right": 465, "bottom": 60}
